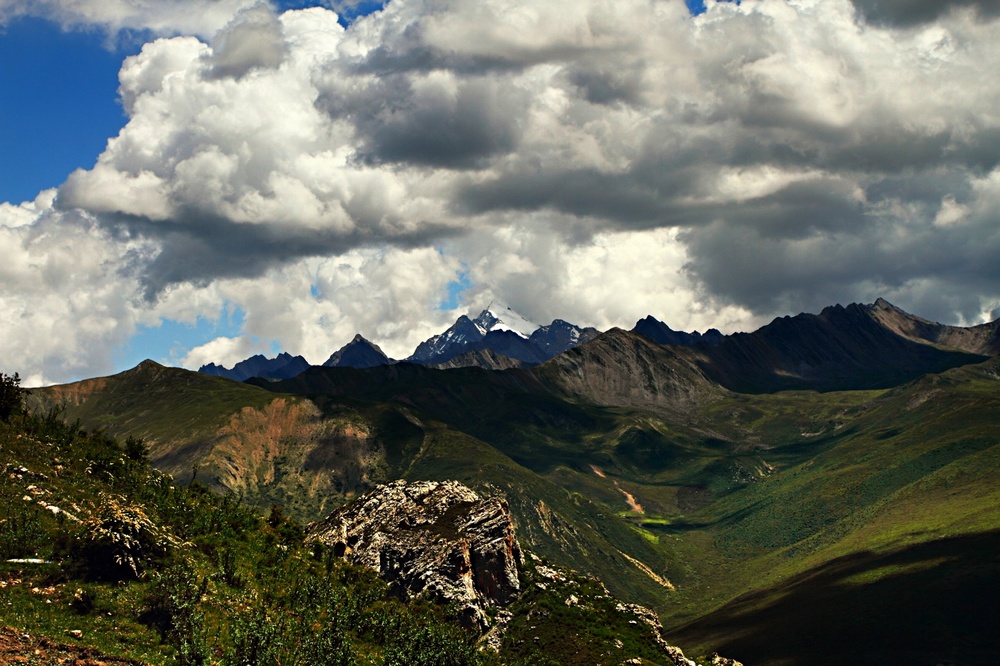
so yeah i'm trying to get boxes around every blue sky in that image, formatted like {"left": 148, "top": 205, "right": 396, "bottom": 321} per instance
{"left": 0, "top": 2, "right": 392, "bottom": 204}
{"left": 0, "top": 17, "right": 133, "bottom": 203}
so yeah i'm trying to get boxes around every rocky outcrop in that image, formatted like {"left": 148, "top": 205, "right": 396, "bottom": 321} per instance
{"left": 306, "top": 480, "right": 521, "bottom": 632}
{"left": 866, "top": 297, "right": 1000, "bottom": 356}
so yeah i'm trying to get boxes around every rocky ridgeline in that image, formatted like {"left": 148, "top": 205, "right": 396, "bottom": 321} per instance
{"left": 306, "top": 480, "right": 522, "bottom": 632}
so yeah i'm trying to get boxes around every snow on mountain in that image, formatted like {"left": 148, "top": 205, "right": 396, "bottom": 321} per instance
{"left": 473, "top": 303, "right": 539, "bottom": 339}
{"left": 408, "top": 315, "right": 486, "bottom": 363}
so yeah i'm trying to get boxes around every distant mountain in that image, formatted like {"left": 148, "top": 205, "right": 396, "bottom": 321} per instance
{"left": 530, "top": 319, "right": 601, "bottom": 356}
{"left": 695, "top": 301, "right": 988, "bottom": 392}
{"left": 429, "top": 348, "right": 528, "bottom": 370}
{"left": 199, "top": 352, "right": 309, "bottom": 382}
{"left": 866, "top": 297, "right": 1000, "bottom": 356}
{"left": 633, "top": 316, "right": 724, "bottom": 347}
{"left": 408, "top": 314, "right": 487, "bottom": 364}
{"left": 537, "top": 328, "right": 723, "bottom": 411}
{"left": 473, "top": 303, "right": 539, "bottom": 338}
{"left": 323, "top": 334, "right": 393, "bottom": 369}
{"left": 409, "top": 304, "right": 597, "bottom": 367}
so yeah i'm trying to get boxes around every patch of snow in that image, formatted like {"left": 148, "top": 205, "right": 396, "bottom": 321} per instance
{"left": 474, "top": 302, "right": 539, "bottom": 338}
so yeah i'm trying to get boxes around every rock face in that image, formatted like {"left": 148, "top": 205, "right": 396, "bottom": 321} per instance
{"left": 307, "top": 480, "right": 522, "bottom": 631}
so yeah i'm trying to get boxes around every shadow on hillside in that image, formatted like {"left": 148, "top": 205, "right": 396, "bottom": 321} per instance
{"left": 669, "top": 530, "right": 1000, "bottom": 666}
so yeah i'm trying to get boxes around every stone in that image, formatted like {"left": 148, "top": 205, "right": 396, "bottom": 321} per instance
{"left": 307, "top": 479, "right": 522, "bottom": 632}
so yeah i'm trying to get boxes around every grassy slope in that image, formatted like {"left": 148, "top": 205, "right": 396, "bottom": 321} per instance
{"left": 0, "top": 409, "right": 696, "bottom": 666}
{"left": 664, "top": 357, "right": 1000, "bottom": 664}
{"left": 27, "top": 356, "right": 1000, "bottom": 665}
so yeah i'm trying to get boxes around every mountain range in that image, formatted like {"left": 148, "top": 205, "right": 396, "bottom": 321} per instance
{"left": 24, "top": 297, "right": 1000, "bottom": 665}
{"left": 199, "top": 303, "right": 602, "bottom": 379}
{"left": 200, "top": 298, "right": 996, "bottom": 393}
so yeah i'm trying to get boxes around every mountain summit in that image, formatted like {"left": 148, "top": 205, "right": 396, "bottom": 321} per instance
{"left": 323, "top": 334, "right": 393, "bottom": 369}
{"left": 473, "top": 302, "right": 539, "bottom": 338}
{"left": 632, "top": 315, "right": 724, "bottom": 347}
{"left": 408, "top": 304, "right": 597, "bottom": 367}
{"left": 199, "top": 352, "right": 309, "bottom": 382}
{"left": 408, "top": 302, "right": 540, "bottom": 364}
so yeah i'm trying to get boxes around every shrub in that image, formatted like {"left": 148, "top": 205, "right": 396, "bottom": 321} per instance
{"left": 73, "top": 493, "right": 175, "bottom": 581}
{"left": 124, "top": 435, "right": 150, "bottom": 463}
{"left": 0, "top": 372, "right": 24, "bottom": 422}
{"left": 143, "top": 562, "right": 209, "bottom": 666}
{"left": 0, "top": 500, "right": 46, "bottom": 559}
{"left": 228, "top": 602, "right": 282, "bottom": 666}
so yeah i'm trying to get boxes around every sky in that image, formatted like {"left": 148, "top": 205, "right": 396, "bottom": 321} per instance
{"left": 1, "top": 0, "right": 999, "bottom": 386}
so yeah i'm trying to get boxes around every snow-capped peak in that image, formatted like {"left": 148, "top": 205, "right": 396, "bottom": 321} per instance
{"left": 473, "top": 302, "right": 539, "bottom": 339}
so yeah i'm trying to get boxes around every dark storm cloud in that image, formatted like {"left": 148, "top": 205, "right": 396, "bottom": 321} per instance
{"left": 851, "top": 0, "right": 1000, "bottom": 26}
{"left": 680, "top": 187, "right": 1000, "bottom": 324}
{"left": 98, "top": 209, "right": 459, "bottom": 299}
{"left": 455, "top": 168, "right": 692, "bottom": 225}
{"left": 319, "top": 74, "right": 527, "bottom": 169}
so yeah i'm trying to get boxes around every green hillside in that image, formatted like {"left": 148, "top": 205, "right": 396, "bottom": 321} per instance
{"left": 2, "top": 381, "right": 696, "bottom": 666}
{"left": 663, "top": 358, "right": 1000, "bottom": 664}
{"left": 25, "top": 353, "right": 1000, "bottom": 664}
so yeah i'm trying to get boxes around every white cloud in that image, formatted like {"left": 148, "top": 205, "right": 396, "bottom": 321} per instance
{"left": 0, "top": 201, "right": 154, "bottom": 386}
{"left": 0, "top": 0, "right": 269, "bottom": 39}
{"left": 5, "top": 0, "right": 1000, "bottom": 383}
{"left": 180, "top": 335, "right": 271, "bottom": 370}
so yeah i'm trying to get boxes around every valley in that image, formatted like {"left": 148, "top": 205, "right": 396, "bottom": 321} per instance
{"left": 13, "top": 299, "right": 1000, "bottom": 664}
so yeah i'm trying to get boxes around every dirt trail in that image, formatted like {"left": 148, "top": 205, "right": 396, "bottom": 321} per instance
{"left": 0, "top": 626, "right": 146, "bottom": 665}
{"left": 590, "top": 465, "right": 644, "bottom": 514}
{"left": 617, "top": 485, "right": 645, "bottom": 514}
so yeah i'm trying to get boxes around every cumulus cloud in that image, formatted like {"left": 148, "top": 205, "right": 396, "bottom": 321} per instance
{"left": 0, "top": 199, "right": 154, "bottom": 385}
{"left": 5, "top": 0, "right": 1000, "bottom": 383}
{"left": 0, "top": 0, "right": 266, "bottom": 39}
{"left": 206, "top": 3, "right": 288, "bottom": 79}
{"left": 181, "top": 335, "right": 272, "bottom": 371}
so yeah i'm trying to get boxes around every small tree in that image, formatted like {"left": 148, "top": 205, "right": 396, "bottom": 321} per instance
{"left": 124, "top": 435, "right": 150, "bottom": 463}
{"left": 0, "top": 372, "right": 24, "bottom": 422}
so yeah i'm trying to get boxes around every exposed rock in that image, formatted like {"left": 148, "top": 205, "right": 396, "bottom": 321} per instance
{"left": 867, "top": 297, "right": 1000, "bottom": 356}
{"left": 306, "top": 480, "right": 522, "bottom": 632}
{"left": 619, "top": 600, "right": 746, "bottom": 666}
{"left": 537, "top": 328, "right": 723, "bottom": 412}
{"left": 429, "top": 348, "right": 528, "bottom": 370}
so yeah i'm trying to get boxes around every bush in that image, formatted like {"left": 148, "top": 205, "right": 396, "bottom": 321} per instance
{"left": 228, "top": 602, "right": 282, "bottom": 666}
{"left": 0, "top": 372, "right": 24, "bottom": 422}
{"left": 0, "top": 500, "right": 46, "bottom": 559}
{"left": 143, "top": 562, "right": 209, "bottom": 666}
{"left": 73, "top": 493, "right": 175, "bottom": 581}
